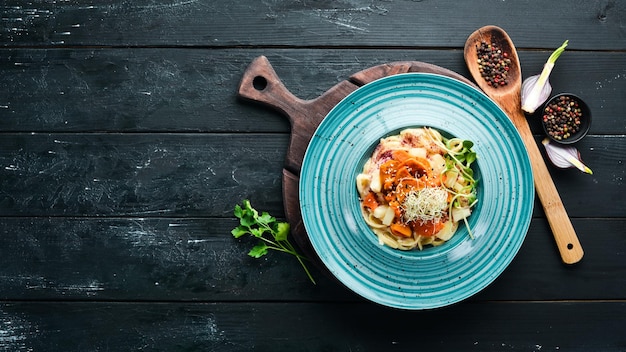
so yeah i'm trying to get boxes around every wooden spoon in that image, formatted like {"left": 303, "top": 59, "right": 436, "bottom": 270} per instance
{"left": 464, "top": 25, "right": 583, "bottom": 264}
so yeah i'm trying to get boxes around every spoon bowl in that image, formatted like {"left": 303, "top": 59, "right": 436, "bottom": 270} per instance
{"left": 464, "top": 25, "right": 522, "bottom": 106}
{"left": 464, "top": 25, "right": 584, "bottom": 264}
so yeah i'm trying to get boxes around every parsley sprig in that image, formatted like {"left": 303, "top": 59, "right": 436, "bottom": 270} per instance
{"left": 231, "top": 200, "right": 315, "bottom": 284}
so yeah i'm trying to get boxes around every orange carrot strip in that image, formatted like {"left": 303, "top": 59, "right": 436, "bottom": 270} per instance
{"left": 390, "top": 222, "right": 412, "bottom": 238}
{"left": 391, "top": 149, "right": 412, "bottom": 162}
{"left": 380, "top": 160, "right": 400, "bottom": 192}
{"left": 400, "top": 157, "right": 431, "bottom": 179}
{"left": 394, "top": 178, "right": 419, "bottom": 202}
{"left": 362, "top": 192, "right": 379, "bottom": 210}
{"left": 394, "top": 167, "right": 412, "bottom": 180}
{"left": 389, "top": 201, "right": 402, "bottom": 219}
{"left": 412, "top": 220, "right": 446, "bottom": 237}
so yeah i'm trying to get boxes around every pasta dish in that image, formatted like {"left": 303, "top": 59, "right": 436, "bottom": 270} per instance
{"left": 356, "top": 128, "right": 478, "bottom": 250}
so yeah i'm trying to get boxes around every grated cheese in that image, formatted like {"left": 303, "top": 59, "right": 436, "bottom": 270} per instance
{"left": 401, "top": 187, "right": 448, "bottom": 224}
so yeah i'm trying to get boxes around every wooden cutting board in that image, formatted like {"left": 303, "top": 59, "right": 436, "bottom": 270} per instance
{"left": 237, "top": 56, "right": 474, "bottom": 273}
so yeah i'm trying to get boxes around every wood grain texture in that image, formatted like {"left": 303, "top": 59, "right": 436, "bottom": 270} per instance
{"left": 1, "top": 0, "right": 624, "bottom": 49}
{"left": 0, "top": 0, "right": 624, "bottom": 349}
{"left": 2, "top": 301, "right": 626, "bottom": 352}
{"left": 0, "top": 49, "right": 623, "bottom": 134}
{"left": 0, "top": 133, "right": 287, "bottom": 217}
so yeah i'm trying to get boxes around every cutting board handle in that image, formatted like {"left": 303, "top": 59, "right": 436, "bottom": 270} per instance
{"left": 238, "top": 56, "right": 307, "bottom": 125}
{"left": 238, "top": 56, "right": 358, "bottom": 173}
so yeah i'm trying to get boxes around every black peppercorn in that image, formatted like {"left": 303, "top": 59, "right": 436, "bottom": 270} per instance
{"left": 476, "top": 41, "right": 512, "bottom": 88}
{"left": 543, "top": 95, "right": 583, "bottom": 141}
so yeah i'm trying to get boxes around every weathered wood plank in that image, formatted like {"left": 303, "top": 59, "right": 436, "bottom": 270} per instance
{"left": 0, "top": 48, "right": 624, "bottom": 134}
{"left": 0, "top": 134, "right": 622, "bottom": 218}
{"left": 1, "top": 0, "right": 624, "bottom": 50}
{"left": 0, "top": 133, "right": 287, "bottom": 217}
{"left": 0, "top": 216, "right": 343, "bottom": 302}
{"left": 1, "top": 301, "right": 625, "bottom": 351}
{"left": 0, "top": 1, "right": 622, "bottom": 350}
{"left": 0, "top": 217, "right": 624, "bottom": 301}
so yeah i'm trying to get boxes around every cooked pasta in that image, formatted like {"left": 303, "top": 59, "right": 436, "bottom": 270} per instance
{"left": 356, "top": 127, "right": 478, "bottom": 250}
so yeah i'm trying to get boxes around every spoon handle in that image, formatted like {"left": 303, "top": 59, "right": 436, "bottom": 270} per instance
{"left": 506, "top": 105, "right": 584, "bottom": 264}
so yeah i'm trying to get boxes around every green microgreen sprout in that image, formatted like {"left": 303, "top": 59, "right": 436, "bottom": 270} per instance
{"left": 425, "top": 128, "right": 479, "bottom": 239}
{"left": 231, "top": 200, "right": 315, "bottom": 284}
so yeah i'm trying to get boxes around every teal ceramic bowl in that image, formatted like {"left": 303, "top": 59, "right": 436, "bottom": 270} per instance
{"left": 299, "top": 73, "right": 534, "bottom": 310}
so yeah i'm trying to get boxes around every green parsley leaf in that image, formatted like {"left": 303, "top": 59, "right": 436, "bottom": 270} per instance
{"left": 257, "top": 212, "right": 275, "bottom": 226}
{"left": 249, "top": 242, "right": 268, "bottom": 258}
{"left": 274, "top": 222, "right": 290, "bottom": 242}
{"left": 231, "top": 225, "right": 249, "bottom": 238}
{"left": 239, "top": 212, "right": 256, "bottom": 227}
{"left": 233, "top": 204, "right": 243, "bottom": 218}
{"left": 249, "top": 227, "right": 266, "bottom": 238}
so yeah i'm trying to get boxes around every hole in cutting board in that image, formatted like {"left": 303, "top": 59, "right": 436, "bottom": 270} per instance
{"left": 253, "top": 76, "right": 268, "bottom": 91}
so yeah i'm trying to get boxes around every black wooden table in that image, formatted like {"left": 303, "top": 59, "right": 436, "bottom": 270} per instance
{"left": 1, "top": 1, "right": 625, "bottom": 351}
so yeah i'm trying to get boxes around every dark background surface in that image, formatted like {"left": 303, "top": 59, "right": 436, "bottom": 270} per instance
{"left": 1, "top": 1, "right": 625, "bottom": 351}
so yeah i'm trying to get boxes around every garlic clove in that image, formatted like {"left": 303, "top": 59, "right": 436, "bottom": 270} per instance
{"left": 542, "top": 138, "right": 592, "bottom": 174}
